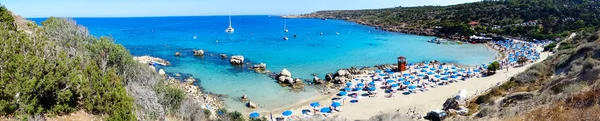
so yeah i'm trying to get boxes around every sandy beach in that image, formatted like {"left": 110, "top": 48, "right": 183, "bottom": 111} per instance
{"left": 249, "top": 41, "right": 550, "bottom": 120}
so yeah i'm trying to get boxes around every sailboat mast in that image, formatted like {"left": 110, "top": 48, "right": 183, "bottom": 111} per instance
{"left": 228, "top": 15, "right": 232, "bottom": 27}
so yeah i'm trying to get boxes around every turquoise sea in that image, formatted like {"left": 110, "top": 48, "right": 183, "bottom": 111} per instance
{"left": 32, "top": 16, "right": 496, "bottom": 112}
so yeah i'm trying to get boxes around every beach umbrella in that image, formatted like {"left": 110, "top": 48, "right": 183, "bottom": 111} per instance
{"left": 398, "top": 78, "right": 405, "bottom": 81}
{"left": 368, "top": 81, "right": 375, "bottom": 86}
{"left": 434, "top": 74, "right": 441, "bottom": 78}
{"left": 386, "top": 79, "right": 395, "bottom": 84}
{"left": 320, "top": 107, "right": 331, "bottom": 113}
{"left": 409, "top": 76, "right": 416, "bottom": 79}
{"left": 474, "top": 69, "right": 480, "bottom": 73}
{"left": 467, "top": 71, "right": 473, "bottom": 74}
{"left": 338, "top": 91, "right": 347, "bottom": 96}
{"left": 424, "top": 65, "right": 429, "bottom": 68}
{"left": 408, "top": 85, "right": 417, "bottom": 90}
{"left": 282, "top": 110, "right": 292, "bottom": 117}
{"left": 403, "top": 73, "right": 409, "bottom": 77}
{"left": 357, "top": 83, "right": 365, "bottom": 87}
{"left": 346, "top": 83, "right": 352, "bottom": 87}
{"left": 427, "top": 71, "right": 434, "bottom": 75}
{"left": 249, "top": 112, "right": 260, "bottom": 118}
{"left": 344, "top": 87, "right": 351, "bottom": 92}
{"left": 375, "top": 70, "right": 381, "bottom": 73}
{"left": 450, "top": 75, "right": 458, "bottom": 78}
{"left": 385, "top": 69, "right": 392, "bottom": 73}
{"left": 379, "top": 73, "right": 386, "bottom": 76}
{"left": 417, "top": 74, "right": 425, "bottom": 77}
{"left": 441, "top": 77, "right": 449, "bottom": 80}
{"left": 451, "top": 66, "right": 457, "bottom": 69}
{"left": 403, "top": 81, "right": 411, "bottom": 85}
{"left": 420, "top": 69, "right": 427, "bottom": 72}
{"left": 430, "top": 68, "right": 436, "bottom": 71}
{"left": 391, "top": 83, "right": 399, "bottom": 88}
{"left": 368, "top": 87, "right": 376, "bottom": 91}
{"left": 444, "top": 68, "right": 449, "bottom": 71}
{"left": 331, "top": 102, "right": 341, "bottom": 107}
{"left": 310, "top": 102, "right": 320, "bottom": 108}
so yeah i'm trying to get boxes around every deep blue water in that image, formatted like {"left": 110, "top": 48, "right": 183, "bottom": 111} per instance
{"left": 31, "top": 16, "right": 496, "bottom": 112}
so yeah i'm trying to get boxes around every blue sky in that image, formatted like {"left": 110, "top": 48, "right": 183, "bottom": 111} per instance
{"left": 3, "top": 0, "right": 479, "bottom": 18}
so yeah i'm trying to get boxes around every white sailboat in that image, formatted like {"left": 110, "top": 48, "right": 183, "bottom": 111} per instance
{"left": 225, "top": 15, "right": 234, "bottom": 33}
{"left": 283, "top": 19, "right": 289, "bottom": 33}
{"left": 283, "top": 36, "right": 289, "bottom": 40}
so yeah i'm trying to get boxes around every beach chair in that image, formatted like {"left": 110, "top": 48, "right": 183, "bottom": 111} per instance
{"left": 368, "top": 91, "right": 377, "bottom": 97}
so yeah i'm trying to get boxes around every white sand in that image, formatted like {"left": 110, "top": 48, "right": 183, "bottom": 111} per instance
{"left": 255, "top": 44, "right": 550, "bottom": 120}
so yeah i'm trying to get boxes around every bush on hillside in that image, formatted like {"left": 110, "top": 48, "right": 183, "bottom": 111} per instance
{"left": 544, "top": 42, "right": 558, "bottom": 51}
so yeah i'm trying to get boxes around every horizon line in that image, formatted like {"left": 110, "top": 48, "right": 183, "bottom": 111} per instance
{"left": 25, "top": 14, "right": 292, "bottom": 19}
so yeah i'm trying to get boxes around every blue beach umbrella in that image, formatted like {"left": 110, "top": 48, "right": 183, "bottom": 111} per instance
{"left": 417, "top": 74, "right": 425, "bottom": 77}
{"left": 403, "top": 81, "right": 411, "bottom": 85}
{"left": 375, "top": 70, "right": 381, "bottom": 73}
{"left": 450, "top": 75, "right": 458, "bottom": 78}
{"left": 467, "top": 71, "right": 473, "bottom": 74}
{"left": 357, "top": 83, "right": 365, "bottom": 87}
{"left": 379, "top": 73, "right": 386, "bottom": 76}
{"left": 338, "top": 91, "right": 347, "bottom": 96}
{"left": 441, "top": 77, "right": 449, "bottom": 80}
{"left": 344, "top": 87, "right": 351, "bottom": 92}
{"left": 391, "top": 83, "right": 399, "bottom": 88}
{"left": 403, "top": 73, "right": 409, "bottom": 77}
{"left": 427, "top": 71, "right": 434, "bottom": 75}
{"left": 438, "top": 65, "right": 444, "bottom": 69}
{"left": 474, "top": 69, "right": 480, "bottom": 72}
{"left": 320, "top": 107, "right": 331, "bottom": 113}
{"left": 410, "top": 76, "right": 416, "bottom": 79}
{"left": 386, "top": 79, "right": 395, "bottom": 83}
{"left": 346, "top": 83, "right": 352, "bottom": 87}
{"left": 430, "top": 68, "right": 436, "bottom": 71}
{"left": 398, "top": 78, "right": 405, "bottom": 81}
{"left": 282, "top": 110, "right": 292, "bottom": 116}
{"left": 434, "top": 74, "right": 441, "bottom": 78}
{"left": 368, "top": 81, "right": 375, "bottom": 86}
{"left": 249, "top": 112, "right": 260, "bottom": 118}
{"left": 424, "top": 65, "right": 429, "bottom": 68}
{"left": 420, "top": 69, "right": 427, "bottom": 72}
{"left": 331, "top": 102, "right": 341, "bottom": 107}
{"left": 408, "top": 85, "right": 417, "bottom": 89}
{"left": 385, "top": 69, "right": 392, "bottom": 73}
{"left": 408, "top": 63, "right": 414, "bottom": 66}
{"left": 310, "top": 102, "right": 320, "bottom": 108}
{"left": 368, "top": 87, "right": 376, "bottom": 91}
{"left": 444, "top": 68, "right": 449, "bottom": 71}
{"left": 451, "top": 66, "right": 457, "bottom": 69}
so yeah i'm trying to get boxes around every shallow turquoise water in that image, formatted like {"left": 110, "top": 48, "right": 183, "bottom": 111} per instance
{"left": 32, "top": 16, "right": 496, "bottom": 111}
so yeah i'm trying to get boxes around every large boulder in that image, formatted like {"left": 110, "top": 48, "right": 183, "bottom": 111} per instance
{"left": 193, "top": 49, "right": 204, "bottom": 56}
{"left": 133, "top": 56, "right": 170, "bottom": 65}
{"left": 241, "top": 95, "right": 248, "bottom": 101}
{"left": 229, "top": 55, "right": 244, "bottom": 65}
{"left": 276, "top": 69, "right": 293, "bottom": 83}
{"left": 246, "top": 101, "right": 257, "bottom": 108}
{"left": 175, "top": 52, "right": 181, "bottom": 56}
{"left": 325, "top": 73, "right": 333, "bottom": 82}
{"left": 313, "top": 76, "right": 324, "bottom": 84}
{"left": 158, "top": 69, "right": 166, "bottom": 76}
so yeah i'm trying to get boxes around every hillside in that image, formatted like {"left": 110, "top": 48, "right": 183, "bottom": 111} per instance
{"left": 294, "top": 0, "right": 600, "bottom": 40}
{"left": 0, "top": 5, "right": 223, "bottom": 121}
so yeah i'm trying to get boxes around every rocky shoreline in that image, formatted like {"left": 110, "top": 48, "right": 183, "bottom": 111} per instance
{"left": 282, "top": 14, "right": 437, "bottom": 37}
{"left": 132, "top": 56, "right": 225, "bottom": 113}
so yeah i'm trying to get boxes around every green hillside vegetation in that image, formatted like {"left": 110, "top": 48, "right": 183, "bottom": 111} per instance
{"left": 0, "top": 6, "right": 193, "bottom": 120}
{"left": 302, "top": 0, "right": 600, "bottom": 40}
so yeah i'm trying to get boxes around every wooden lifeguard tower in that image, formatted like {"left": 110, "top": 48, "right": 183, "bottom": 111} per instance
{"left": 398, "top": 56, "right": 407, "bottom": 72}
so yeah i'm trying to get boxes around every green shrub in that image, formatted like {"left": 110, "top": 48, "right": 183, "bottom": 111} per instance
{"left": 544, "top": 42, "right": 558, "bottom": 51}
{"left": 157, "top": 85, "right": 185, "bottom": 114}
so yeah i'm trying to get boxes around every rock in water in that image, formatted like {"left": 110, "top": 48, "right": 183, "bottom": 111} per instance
{"left": 247, "top": 101, "right": 257, "bottom": 108}
{"left": 175, "top": 52, "right": 181, "bottom": 56}
{"left": 230, "top": 55, "right": 244, "bottom": 65}
{"left": 313, "top": 76, "right": 324, "bottom": 84}
{"left": 220, "top": 54, "right": 227, "bottom": 59}
{"left": 241, "top": 95, "right": 248, "bottom": 101}
{"left": 325, "top": 73, "right": 333, "bottom": 82}
{"left": 193, "top": 49, "right": 204, "bottom": 56}
{"left": 253, "top": 63, "right": 267, "bottom": 70}
{"left": 280, "top": 68, "right": 292, "bottom": 77}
